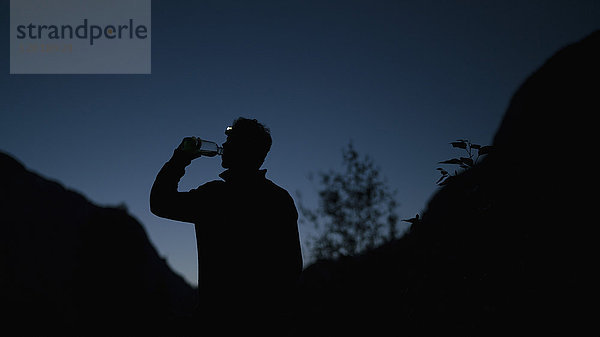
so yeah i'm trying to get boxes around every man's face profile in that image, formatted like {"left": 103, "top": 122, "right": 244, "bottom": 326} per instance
{"left": 220, "top": 135, "right": 234, "bottom": 168}
{"left": 221, "top": 133, "right": 246, "bottom": 169}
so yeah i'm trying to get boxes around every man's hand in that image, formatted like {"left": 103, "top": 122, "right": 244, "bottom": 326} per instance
{"left": 173, "top": 137, "right": 202, "bottom": 162}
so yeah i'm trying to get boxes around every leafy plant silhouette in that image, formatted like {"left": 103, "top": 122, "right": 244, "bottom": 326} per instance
{"left": 298, "top": 142, "right": 399, "bottom": 261}
{"left": 436, "top": 139, "right": 492, "bottom": 185}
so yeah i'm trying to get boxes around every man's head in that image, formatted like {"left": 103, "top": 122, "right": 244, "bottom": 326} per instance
{"left": 221, "top": 117, "right": 272, "bottom": 170}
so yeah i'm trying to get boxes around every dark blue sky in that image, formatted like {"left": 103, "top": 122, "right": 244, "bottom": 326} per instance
{"left": 2, "top": 0, "right": 599, "bottom": 285}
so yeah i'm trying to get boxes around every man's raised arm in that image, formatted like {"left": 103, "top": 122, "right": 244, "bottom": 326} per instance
{"left": 150, "top": 139, "right": 201, "bottom": 223}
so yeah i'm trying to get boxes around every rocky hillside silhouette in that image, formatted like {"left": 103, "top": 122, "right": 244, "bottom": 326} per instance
{"left": 0, "top": 153, "right": 196, "bottom": 336}
{"left": 293, "top": 30, "right": 599, "bottom": 336}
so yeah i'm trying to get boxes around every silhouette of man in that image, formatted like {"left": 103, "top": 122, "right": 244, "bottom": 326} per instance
{"left": 150, "top": 118, "right": 302, "bottom": 335}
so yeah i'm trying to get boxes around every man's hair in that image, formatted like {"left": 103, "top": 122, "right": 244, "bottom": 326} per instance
{"left": 228, "top": 117, "right": 272, "bottom": 165}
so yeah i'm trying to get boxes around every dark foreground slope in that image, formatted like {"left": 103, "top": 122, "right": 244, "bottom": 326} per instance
{"left": 0, "top": 153, "right": 196, "bottom": 336}
{"left": 294, "top": 31, "right": 599, "bottom": 336}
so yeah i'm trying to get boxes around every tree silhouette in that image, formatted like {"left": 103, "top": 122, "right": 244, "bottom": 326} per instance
{"left": 299, "top": 142, "right": 399, "bottom": 261}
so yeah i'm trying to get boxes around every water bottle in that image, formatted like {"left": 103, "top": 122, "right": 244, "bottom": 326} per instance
{"left": 181, "top": 137, "right": 223, "bottom": 157}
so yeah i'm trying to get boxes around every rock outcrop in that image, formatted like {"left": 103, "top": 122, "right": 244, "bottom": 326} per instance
{"left": 0, "top": 153, "right": 196, "bottom": 336}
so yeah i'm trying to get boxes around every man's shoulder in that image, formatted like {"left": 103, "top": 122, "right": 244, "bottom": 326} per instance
{"left": 194, "top": 179, "right": 226, "bottom": 191}
{"left": 262, "top": 179, "right": 298, "bottom": 219}
{"left": 263, "top": 178, "right": 294, "bottom": 201}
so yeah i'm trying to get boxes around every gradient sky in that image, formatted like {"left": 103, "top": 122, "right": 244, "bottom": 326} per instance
{"left": 1, "top": 0, "right": 599, "bottom": 286}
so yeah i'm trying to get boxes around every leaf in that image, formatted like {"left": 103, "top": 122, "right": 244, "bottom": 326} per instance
{"left": 436, "top": 168, "right": 449, "bottom": 175}
{"left": 439, "top": 158, "right": 462, "bottom": 165}
{"left": 450, "top": 141, "right": 467, "bottom": 149}
{"left": 438, "top": 176, "right": 453, "bottom": 185}
{"left": 460, "top": 157, "right": 474, "bottom": 166}
{"left": 478, "top": 145, "right": 493, "bottom": 155}
{"left": 402, "top": 214, "right": 420, "bottom": 224}
{"left": 436, "top": 175, "right": 447, "bottom": 184}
